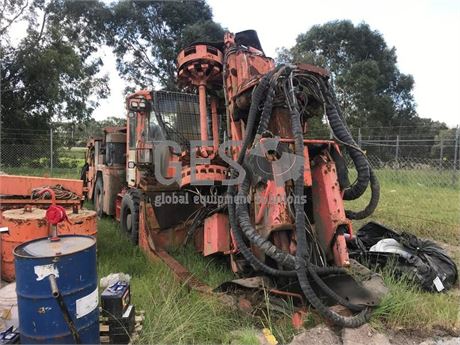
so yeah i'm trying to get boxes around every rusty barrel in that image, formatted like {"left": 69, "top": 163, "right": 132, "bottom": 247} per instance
{"left": 1, "top": 208, "right": 96, "bottom": 282}
{"left": 14, "top": 235, "right": 99, "bottom": 344}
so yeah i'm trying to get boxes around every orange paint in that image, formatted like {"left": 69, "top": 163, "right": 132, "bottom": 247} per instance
{"left": 0, "top": 175, "right": 82, "bottom": 199}
{"left": 0, "top": 208, "right": 97, "bottom": 281}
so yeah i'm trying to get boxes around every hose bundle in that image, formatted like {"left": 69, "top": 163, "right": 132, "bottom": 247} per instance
{"left": 31, "top": 184, "right": 80, "bottom": 201}
{"left": 225, "top": 64, "right": 380, "bottom": 327}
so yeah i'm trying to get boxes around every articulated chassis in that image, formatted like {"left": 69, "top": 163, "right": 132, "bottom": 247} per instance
{"left": 120, "top": 30, "right": 383, "bottom": 328}
{"left": 133, "top": 139, "right": 358, "bottom": 327}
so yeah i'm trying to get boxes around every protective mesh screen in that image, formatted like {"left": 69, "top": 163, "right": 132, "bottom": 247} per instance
{"left": 153, "top": 91, "right": 201, "bottom": 149}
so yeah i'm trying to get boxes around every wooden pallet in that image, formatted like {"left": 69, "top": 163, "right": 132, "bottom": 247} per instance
{"left": 100, "top": 309, "right": 145, "bottom": 345}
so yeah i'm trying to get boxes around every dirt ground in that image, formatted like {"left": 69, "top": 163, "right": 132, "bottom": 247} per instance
{"left": 288, "top": 324, "right": 460, "bottom": 345}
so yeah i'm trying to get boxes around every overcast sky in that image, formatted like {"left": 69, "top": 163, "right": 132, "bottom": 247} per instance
{"left": 93, "top": 0, "right": 460, "bottom": 127}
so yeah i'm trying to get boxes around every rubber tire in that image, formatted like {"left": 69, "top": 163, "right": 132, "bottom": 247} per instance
{"left": 120, "top": 189, "right": 141, "bottom": 245}
{"left": 94, "top": 178, "right": 104, "bottom": 219}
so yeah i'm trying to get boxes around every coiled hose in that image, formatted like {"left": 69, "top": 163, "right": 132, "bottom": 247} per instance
{"left": 226, "top": 66, "right": 372, "bottom": 327}
{"left": 321, "top": 80, "right": 380, "bottom": 216}
{"left": 234, "top": 68, "right": 297, "bottom": 269}
{"left": 285, "top": 74, "right": 371, "bottom": 327}
{"left": 346, "top": 168, "right": 380, "bottom": 220}
{"left": 228, "top": 67, "right": 363, "bottom": 320}
{"left": 227, "top": 67, "right": 297, "bottom": 277}
{"left": 325, "top": 104, "right": 370, "bottom": 200}
{"left": 236, "top": 167, "right": 296, "bottom": 268}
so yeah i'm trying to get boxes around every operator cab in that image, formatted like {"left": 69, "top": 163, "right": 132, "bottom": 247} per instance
{"left": 125, "top": 90, "right": 202, "bottom": 188}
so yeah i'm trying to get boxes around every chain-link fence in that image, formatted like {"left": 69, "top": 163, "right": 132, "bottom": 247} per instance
{"left": 1, "top": 125, "right": 459, "bottom": 239}
{"left": 0, "top": 128, "right": 87, "bottom": 178}
{"left": 339, "top": 126, "right": 460, "bottom": 242}
{"left": 304, "top": 125, "right": 460, "bottom": 187}
{"left": 359, "top": 135, "right": 460, "bottom": 189}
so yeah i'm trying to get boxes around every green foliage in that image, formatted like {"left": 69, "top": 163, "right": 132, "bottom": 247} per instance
{"left": 56, "top": 117, "right": 126, "bottom": 148}
{"left": 1, "top": 0, "right": 224, "bottom": 141}
{"left": 431, "top": 128, "right": 459, "bottom": 159}
{"left": 371, "top": 267, "right": 459, "bottom": 331}
{"left": 97, "top": 217, "right": 252, "bottom": 344}
{"left": 284, "top": 20, "right": 420, "bottom": 130}
{"left": 108, "top": 1, "right": 224, "bottom": 90}
{"left": 1, "top": 0, "right": 110, "bottom": 133}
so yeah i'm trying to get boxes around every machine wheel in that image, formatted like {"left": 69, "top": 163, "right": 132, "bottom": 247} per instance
{"left": 120, "top": 189, "right": 141, "bottom": 244}
{"left": 94, "top": 178, "right": 104, "bottom": 219}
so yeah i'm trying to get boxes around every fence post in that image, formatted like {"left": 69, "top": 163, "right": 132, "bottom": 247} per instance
{"left": 395, "top": 135, "right": 400, "bottom": 167}
{"left": 439, "top": 136, "right": 444, "bottom": 170}
{"left": 453, "top": 125, "right": 459, "bottom": 186}
{"left": 50, "top": 128, "right": 53, "bottom": 176}
{"left": 358, "top": 128, "right": 362, "bottom": 148}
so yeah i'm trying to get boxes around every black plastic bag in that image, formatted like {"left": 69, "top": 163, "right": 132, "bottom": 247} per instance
{"left": 349, "top": 222, "right": 458, "bottom": 292}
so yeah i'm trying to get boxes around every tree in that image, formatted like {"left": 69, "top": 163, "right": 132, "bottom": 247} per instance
{"left": 108, "top": 0, "right": 224, "bottom": 90}
{"left": 431, "top": 127, "right": 457, "bottom": 160}
{"left": 281, "top": 20, "right": 417, "bottom": 130}
{"left": 1, "top": 0, "right": 110, "bottom": 133}
{"left": 0, "top": 0, "right": 30, "bottom": 38}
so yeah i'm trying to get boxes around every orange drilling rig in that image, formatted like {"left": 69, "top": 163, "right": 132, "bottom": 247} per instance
{"left": 84, "top": 30, "right": 381, "bottom": 327}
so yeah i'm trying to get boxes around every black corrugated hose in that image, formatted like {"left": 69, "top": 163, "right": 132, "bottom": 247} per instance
{"left": 346, "top": 167, "right": 380, "bottom": 220}
{"left": 225, "top": 66, "right": 372, "bottom": 327}
{"left": 325, "top": 104, "right": 370, "bottom": 200}
{"left": 320, "top": 80, "right": 380, "bottom": 216}
{"left": 226, "top": 67, "right": 298, "bottom": 277}
{"left": 284, "top": 72, "right": 371, "bottom": 327}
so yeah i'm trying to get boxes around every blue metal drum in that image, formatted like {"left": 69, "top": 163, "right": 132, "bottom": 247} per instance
{"left": 14, "top": 235, "right": 99, "bottom": 344}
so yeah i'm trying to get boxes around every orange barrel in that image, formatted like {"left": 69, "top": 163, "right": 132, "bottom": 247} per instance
{"left": 0, "top": 208, "right": 97, "bottom": 282}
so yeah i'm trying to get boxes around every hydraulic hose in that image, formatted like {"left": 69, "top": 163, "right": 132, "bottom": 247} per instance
{"left": 232, "top": 69, "right": 299, "bottom": 270}
{"left": 228, "top": 168, "right": 352, "bottom": 280}
{"left": 286, "top": 74, "right": 370, "bottom": 327}
{"left": 346, "top": 167, "right": 380, "bottom": 220}
{"left": 234, "top": 172, "right": 367, "bottom": 312}
{"left": 236, "top": 167, "right": 296, "bottom": 268}
{"left": 237, "top": 69, "right": 276, "bottom": 162}
{"left": 325, "top": 103, "right": 370, "bottom": 200}
{"left": 226, "top": 66, "right": 373, "bottom": 326}
{"left": 228, "top": 173, "right": 297, "bottom": 277}
{"left": 321, "top": 81, "right": 379, "bottom": 216}
{"left": 227, "top": 67, "right": 297, "bottom": 277}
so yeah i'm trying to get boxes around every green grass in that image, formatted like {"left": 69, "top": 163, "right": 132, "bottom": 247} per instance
{"left": 97, "top": 217, "right": 254, "bottom": 344}
{"left": 371, "top": 268, "right": 459, "bottom": 333}
{"left": 222, "top": 328, "right": 260, "bottom": 345}
{"left": 96, "top": 213, "right": 460, "bottom": 342}
{"left": 96, "top": 217, "right": 300, "bottom": 343}
{"left": 171, "top": 246, "right": 235, "bottom": 288}
{"left": 346, "top": 169, "right": 460, "bottom": 243}
{"left": 343, "top": 169, "right": 460, "bottom": 335}
{"left": 2, "top": 167, "right": 81, "bottom": 179}
{"left": 60, "top": 147, "right": 86, "bottom": 159}
{"left": 8, "top": 166, "right": 460, "bottom": 339}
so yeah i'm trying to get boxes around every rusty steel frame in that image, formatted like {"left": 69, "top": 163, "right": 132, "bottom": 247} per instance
{"left": 0, "top": 175, "right": 83, "bottom": 211}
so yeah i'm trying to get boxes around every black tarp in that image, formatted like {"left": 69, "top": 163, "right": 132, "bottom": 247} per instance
{"left": 349, "top": 222, "right": 458, "bottom": 292}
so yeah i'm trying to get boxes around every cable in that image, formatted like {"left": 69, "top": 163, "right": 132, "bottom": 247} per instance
{"left": 224, "top": 63, "right": 375, "bottom": 327}
{"left": 346, "top": 167, "right": 380, "bottom": 220}
{"left": 285, "top": 70, "right": 370, "bottom": 327}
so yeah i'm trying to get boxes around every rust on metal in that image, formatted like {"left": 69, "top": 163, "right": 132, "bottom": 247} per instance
{"left": 0, "top": 207, "right": 96, "bottom": 281}
{"left": 296, "top": 63, "right": 330, "bottom": 77}
{"left": 0, "top": 175, "right": 83, "bottom": 210}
